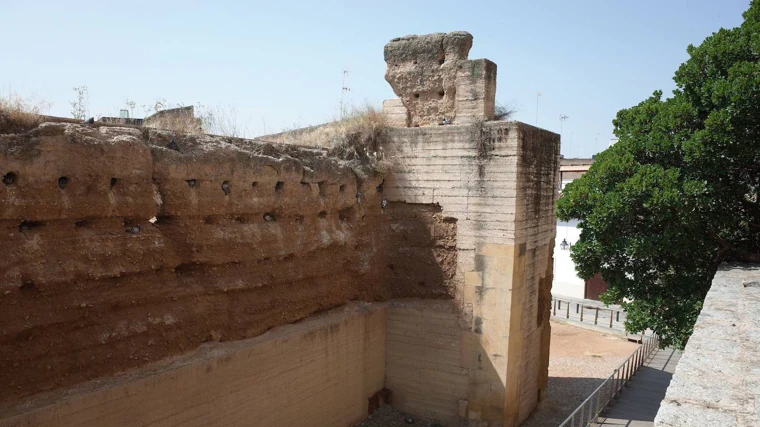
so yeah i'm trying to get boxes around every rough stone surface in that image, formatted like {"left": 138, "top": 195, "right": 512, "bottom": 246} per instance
{"left": 0, "top": 114, "right": 559, "bottom": 426}
{"left": 383, "top": 121, "right": 561, "bottom": 426}
{"left": 0, "top": 303, "right": 387, "bottom": 427}
{"left": 384, "top": 32, "right": 472, "bottom": 127}
{"left": 385, "top": 300, "right": 469, "bottom": 426}
{"left": 383, "top": 99, "right": 409, "bottom": 127}
{"left": 654, "top": 264, "right": 760, "bottom": 427}
{"left": 0, "top": 122, "right": 457, "bottom": 404}
{"left": 384, "top": 32, "right": 496, "bottom": 127}
{"left": 144, "top": 105, "right": 201, "bottom": 133}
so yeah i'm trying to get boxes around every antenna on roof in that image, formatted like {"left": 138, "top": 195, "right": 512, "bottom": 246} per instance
{"left": 340, "top": 69, "right": 351, "bottom": 119}
{"left": 559, "top": 114, "right": 569, "bottom": 155}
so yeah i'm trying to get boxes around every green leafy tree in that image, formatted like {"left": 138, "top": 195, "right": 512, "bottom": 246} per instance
{"left": 557, "top": 2, "right": 760, "bottom": 349}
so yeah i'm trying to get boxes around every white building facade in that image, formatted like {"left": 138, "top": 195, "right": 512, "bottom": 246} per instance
{"left": 552, "top": 158, "right": 605, "bottom": 300}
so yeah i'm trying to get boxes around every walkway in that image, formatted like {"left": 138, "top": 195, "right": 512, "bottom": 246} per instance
{"left": 594, "top": 348, "right": 681, "bottom": 427}
{"left": 551, "top": 296, "right": 638, "bottom": 338}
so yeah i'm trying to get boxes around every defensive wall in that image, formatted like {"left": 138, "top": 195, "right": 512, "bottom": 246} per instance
{"left": 0, "top": 31, "right": 560, "bottom": 427}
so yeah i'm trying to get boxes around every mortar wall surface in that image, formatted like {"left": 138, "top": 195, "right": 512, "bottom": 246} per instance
{"left": 0, "top": 304, "right": 387, "bottom": 427}
{"left": 0, "top": 122, "right": 457, "bottom": 405}
{"left": 0, "top": 119, "right": 559, "bottom": 427}
{"left": 383, "top": 121, "right": 560, "bottom": 427}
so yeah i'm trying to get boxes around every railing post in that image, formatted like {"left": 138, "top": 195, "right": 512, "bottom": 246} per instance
{"left": 635, "top": 347, "right": 641, "bottom": 370}
{"left": 594, "top": 388, "right": 601, "bottom": 422}
{"left": 609, "top": 309, "right": 613, "bottom": 328}
{"left": 594, "top": 307, "right": 599, "bottom": 325}
{"left": 580, "top": 305, "right": 584, "bottom": 322}
{"left": 576, "top": 303, "right": 580, "bottom": 314}
{"left": 616, "top": 310, "right": 620, "bottom": 322}
{"left": 553, "top": 299, "right": 557, "bottom": 316}
{"left": 622, "top": 361, "right": 627, "bottom": 385}
{"left": 566, "top": 302, "right": 570, "bottom": 319}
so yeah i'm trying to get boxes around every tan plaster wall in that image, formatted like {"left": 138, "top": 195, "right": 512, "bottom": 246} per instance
{"left": 383, "top": 121, "right": 560, "bottom": 426}
{"left": 0, "top": 304, "right": 387, "bottom": 427}
{"left": 385, "top": 300, "right": 469, "bottom": 426}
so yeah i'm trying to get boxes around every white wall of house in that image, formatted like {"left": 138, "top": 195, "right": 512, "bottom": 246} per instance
{"left": 552, "top": 170, "right": 590, "bottom": 299}
{"left": 553, "top": 218, "right": 585, "bottom": 299}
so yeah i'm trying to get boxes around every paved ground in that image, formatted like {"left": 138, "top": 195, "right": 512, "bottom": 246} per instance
{"left": 520, "top": 322, "right": 639, "bottom": 427}
{"left": 551, "top": 296, "right": 635, "bottom": 337}
{"left": 594, "top": 348, "right": 680, "bottom": 427}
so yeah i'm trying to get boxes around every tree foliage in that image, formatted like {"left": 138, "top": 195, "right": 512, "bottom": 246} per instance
{"left": 557, "top": 2, "right": 760, "bottom": 349}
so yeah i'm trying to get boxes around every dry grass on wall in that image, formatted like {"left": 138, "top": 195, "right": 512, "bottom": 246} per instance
{"left": 264, "top": 104, "right": 393, "bottom": 173}
{"left": 0, "top": 94, "right": 51, "bottom": 134}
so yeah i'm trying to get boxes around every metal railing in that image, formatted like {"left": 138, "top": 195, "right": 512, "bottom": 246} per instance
{"left": 557, "top": 333, "right": 660, "bottom": 427}
{"left": 551, "top": 297, "right": 630, "bottom": 335}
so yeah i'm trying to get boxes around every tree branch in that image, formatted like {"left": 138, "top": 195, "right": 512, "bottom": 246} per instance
{"left": 708, "top": 231, "right": 760, "bottom": 263}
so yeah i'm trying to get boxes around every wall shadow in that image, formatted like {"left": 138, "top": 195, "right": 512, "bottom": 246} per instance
{"left": 520, "top": 377, "right": 607, "bottom": 426}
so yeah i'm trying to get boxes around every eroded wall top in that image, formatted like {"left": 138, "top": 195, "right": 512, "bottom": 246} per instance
{"left": 383, "top": 31, "right": 496, "bottom": 127}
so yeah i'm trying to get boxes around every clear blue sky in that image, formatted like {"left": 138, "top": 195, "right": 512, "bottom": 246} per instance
{"left": 0, "top": 0, "right": 751, "bottom": 157}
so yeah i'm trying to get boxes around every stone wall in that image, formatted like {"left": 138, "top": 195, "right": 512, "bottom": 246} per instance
{"left": 0, "top": 122, "right": 456, "bottom": 405}
{"left": 383, "top": 32, "right": 496, "bottom": 126}
{"left": 655, "top": 264, "right": 760, "bottom": 427}
{"left": 383, "top": 121, "right": 560, "bottom": 426}
{"left": 144, "top": 105, "right": 201, "bottom": 133}
{"left": 0, "top": 303, "right": 387, "bottom": 427}
{"left": 385, "top": 300, "right": 469, "bottom": 426}
{"left": 0, "top": 116, "right": 559, "bottom": 427}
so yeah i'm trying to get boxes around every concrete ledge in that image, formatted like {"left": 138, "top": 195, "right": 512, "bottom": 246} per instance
{"left": 654, "top": 264, "right": 760, "bottom": 426}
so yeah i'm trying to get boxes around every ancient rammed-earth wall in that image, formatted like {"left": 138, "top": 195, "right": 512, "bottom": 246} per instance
{"left": 0, "top": 31, "right": 559, "bottom": 427}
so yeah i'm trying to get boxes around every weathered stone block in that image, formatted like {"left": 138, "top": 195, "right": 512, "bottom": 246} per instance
{"left": 383, "top": 31, "right": 497, "bottom": 127}
{"left": 455, "top": 59, "right": 497, "bottom": 124}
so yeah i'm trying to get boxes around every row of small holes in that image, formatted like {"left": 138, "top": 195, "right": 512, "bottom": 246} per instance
{"left": 16, "top": 206, "right": 357, "bottom": 234}
{"left": 4, "top": 172, "right": 351, "bottom": 197}
{"left": 3, "top": 173, "right": 120, "bottom": 191}
{"left": 201, "top": 210, "right": 344, "bottom": 224}
{"left": 184, "top": 180, "right": 347, "bottom": 196}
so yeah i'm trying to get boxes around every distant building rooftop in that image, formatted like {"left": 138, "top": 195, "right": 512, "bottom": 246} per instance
{"left": 560, "top": 158, "right": 594, "bottom": 172}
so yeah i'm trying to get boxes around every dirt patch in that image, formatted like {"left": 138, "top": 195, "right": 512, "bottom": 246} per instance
{"left": 357, "top": 405, "right": 467, "bottom": 427}
{"left": 520, "top": 321, "right": 639, "bottom": 427}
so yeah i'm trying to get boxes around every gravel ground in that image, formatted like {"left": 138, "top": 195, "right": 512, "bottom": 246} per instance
{"left": 357, "top": 321, "right": 637, "bottom": 427}
{"left": 520, "top": 322, "right": 638, "bottom": 427}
